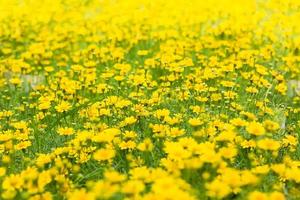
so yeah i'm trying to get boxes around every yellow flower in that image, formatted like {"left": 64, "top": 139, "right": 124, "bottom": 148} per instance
{"left": 246, "top": 86, "right": 259, "bottom": 94}
{"left": 2, "top": 174, "right": 24, "bottom": 190}
{"left": 248, "top": 191, "right": 268, "bottom": 200}
{"left": 283, "top": 135, "right": 298, "bottom": 147}
{"left": 119, "top": 140, "right": 136, "bottom": 150}
{"left": 219, "top": 146, "right": 237, "bottom": 159}
{"left": 215, "top": 130, "right": 236, "bottom": 142}
{"left": 9, "top": 77, "right": 22, "bottom": 86}
{"left": 137, "top": 138, "right": 153, "bottom": 151}
{"left": 1, "top": 190, "right": 16, "bottom": 199}
{"left": 275, "top": 82, "right": 287, "bottom": 95}
{"left": 57, "top": 127, "right": 74, "bottom": 136}
{"left": 206, "top": 179, "right": 231, "bottom": 198}
{"left": 168, "top": 127, "right": 185, "bottom": 137}
{"left": 0, "top": 167, "right": 6, "bottom": 177}
{"left": 188, "top": 118, "right": 203, "bottom": 126}
{"left": 269, "top": 192, "right": 285, "bottom": 200}
{"left": 38, "top": 170, "right": 52, "bottom": 191}
{"left": 164, "top": 141, "right": 191, "bottom": 160}
{"left": 246, "top": 122, "right": 265, "bottom": 136}
{"left": 104, "top": 170, "right": 126, "bottom": 183}
{"left": 252, "top": 165, "right": 270, "bottom": 175}
{"left": 241, "top": 140, "right": 256, "bottom": 148}
{"left": 122, "top": 180, "right": 145, "bottom": 195}
{"left": 93, "top": 149, "right": 115, "bottom": 161}
{"left": 257, "top": 138, "right": 280, "bottom": 151}
{"left": 120, "top": 116, "right": 137, "bottom": 127}
{"left": 38, "top": 101, "right": 51, "bottom": 110}
{"left": 15, "top": 140, "right": 32, "bottom": 150}
{"left": 36, "top": 154, "right": 52, "bottom": 167}
{"left": 55, "top": 101, "right": 71, "bottom": 113}
{"left": 68, "top": 189, "right": 95, "bottom": 200}
{"left": 263, "top": 120, "right": 280, "bottom": 132}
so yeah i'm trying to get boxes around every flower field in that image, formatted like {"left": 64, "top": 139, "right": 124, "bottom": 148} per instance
{"left": 1, "top": 0, "right": 300, "bottom": 199}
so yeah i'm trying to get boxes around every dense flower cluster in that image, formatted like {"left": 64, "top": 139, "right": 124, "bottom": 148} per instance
{"left": 1, "top": 0, "right": 300, "bottom": 199}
